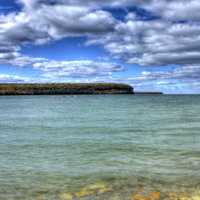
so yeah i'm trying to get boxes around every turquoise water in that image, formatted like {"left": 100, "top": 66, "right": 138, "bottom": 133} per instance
{"left": 0, "top": 95, "right": 200, "bottom": 200}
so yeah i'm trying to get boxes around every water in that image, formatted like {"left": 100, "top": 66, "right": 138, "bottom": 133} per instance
{"left": 0, "top": 95, "right": 200, "bottom": 200}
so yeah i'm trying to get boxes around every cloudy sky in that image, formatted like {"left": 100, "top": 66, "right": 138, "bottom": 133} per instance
{"left": 0, "top": 0, "right": 200, "bottom": 93}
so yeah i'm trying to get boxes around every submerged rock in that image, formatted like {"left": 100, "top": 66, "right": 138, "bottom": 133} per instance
{"left": 36, "top": 194, "right": 46, "bottom": 200}
{"left": 75, "top": 182, "right": 111, "bottom": 198}
{"left": 57, "top": 182, "right": 111, "bottom": 200}
{"left": 59, "top": 192, "right": 73, "bottom": 200}
{"left": 132, "top": 191, "right": 160, "bottom": 200}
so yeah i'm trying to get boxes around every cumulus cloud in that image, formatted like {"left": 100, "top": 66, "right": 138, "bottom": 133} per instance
{"left": 33, "top": 60, "right": 124, "bottom": 78}
{"left": 0, "top": 2, "right": 119, "bottom": 79}
{"left": 0, "top": 74, "right": 30, "bottom": 83}
{"left": 17, "top": 0, "right": 141, "bottom": 9}
{"left": 3, "top": 3, "right": 116, "bottom": 43}
{"left": 2, "top": 0, "right": 200, "bottom": 68}
{"left": 0, "top": 50, "right": 47, "bottom": 67}
{"left": 88, "top": 18, "right": 200, "bottom": 68}
{"left": 0, "top": 47, "right": 124, "bottom": 78}
{"left": 144, "top": 0, "right": 200, "bottom": 21}
{"left": 1, "top": 0, "right": 200, "bottom": 92}
{"left": 0, "top": 0, "right": 116, "bottom": 61}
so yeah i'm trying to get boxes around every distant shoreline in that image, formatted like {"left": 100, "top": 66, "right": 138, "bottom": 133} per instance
{"left": 134, "top": 92, "right": 163, "bottom": 95}
{"left": 0, "top": 83, "right": 134, "bottom": 95}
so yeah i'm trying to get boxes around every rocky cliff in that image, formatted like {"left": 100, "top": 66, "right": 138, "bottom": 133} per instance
{"left": 0, "top": 83, "right": 134, "bottom": 95}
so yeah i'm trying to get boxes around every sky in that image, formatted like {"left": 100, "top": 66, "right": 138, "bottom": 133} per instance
{"left": 0, "top": 0, "right": 200, "bottom": 93}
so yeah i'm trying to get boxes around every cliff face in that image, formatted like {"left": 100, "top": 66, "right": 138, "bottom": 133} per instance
{"left": 0, "top": 83, "right": 134, "bottom": 95}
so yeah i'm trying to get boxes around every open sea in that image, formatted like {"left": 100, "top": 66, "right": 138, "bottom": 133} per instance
{"left": 0, "top": 95, "right": 200, "bottom": 200}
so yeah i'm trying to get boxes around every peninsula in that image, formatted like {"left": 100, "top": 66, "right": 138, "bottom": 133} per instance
{"left": 134, "top": 92, "right": 163, "bottom": 95}
{"left": 0, "top": 83, "right": 134, "bottom": 95}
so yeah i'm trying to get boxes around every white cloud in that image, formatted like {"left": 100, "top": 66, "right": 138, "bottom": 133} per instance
{"left": 17, "top": 0, "right": 141, "bottom": 9}
{"left": 33, "top": 60, "right": 124, "bottom": 78}
{"left": 2, "top": 0, "right": 200, "bottom": 69}
{"left": 1, "top": 0, "right": 200, "bottom": 93}
{"left": 0, "top": 1, "right": 117, "bottom": 76}
{"left": 88, "top": 18, "right": 200, "bottom": 68}
{"left": 145, "top": 0, "right": 200, "bottom": 21}
{"left": 0, "top": 74, "right": 30, "bottom": 83}
{"left": 0, "top": 4, "right": 115, "bottom": 45}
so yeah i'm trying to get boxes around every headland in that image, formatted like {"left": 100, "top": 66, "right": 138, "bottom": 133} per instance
{"left": 0, "top": 83, "right": 134, "bottom": 95}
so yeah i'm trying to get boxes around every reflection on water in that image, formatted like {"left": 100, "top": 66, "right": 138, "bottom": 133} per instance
{"left": 0, "top": 95, "right": 200, "bottom": 199}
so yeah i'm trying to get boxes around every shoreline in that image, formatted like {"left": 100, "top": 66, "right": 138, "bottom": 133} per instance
{"left": 0, "top": 83, "right": 134, "bottom": 95}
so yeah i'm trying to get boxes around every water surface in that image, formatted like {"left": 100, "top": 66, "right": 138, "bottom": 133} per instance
{"left": 0, "top": 95, "right": 200, "bottom": 200}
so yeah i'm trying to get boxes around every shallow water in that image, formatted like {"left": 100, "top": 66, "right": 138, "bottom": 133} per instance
{"left": 0, "top": 95, "right": 200, "bottom": 200}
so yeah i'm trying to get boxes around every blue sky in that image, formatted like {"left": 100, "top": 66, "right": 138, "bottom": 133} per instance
{"left": 0, "top": 0, "right": 200, "bottom": 93}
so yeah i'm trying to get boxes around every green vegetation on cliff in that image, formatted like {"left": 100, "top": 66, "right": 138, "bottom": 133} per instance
{"left": 0, "top": 83, "right": 134, "bottom": 95}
